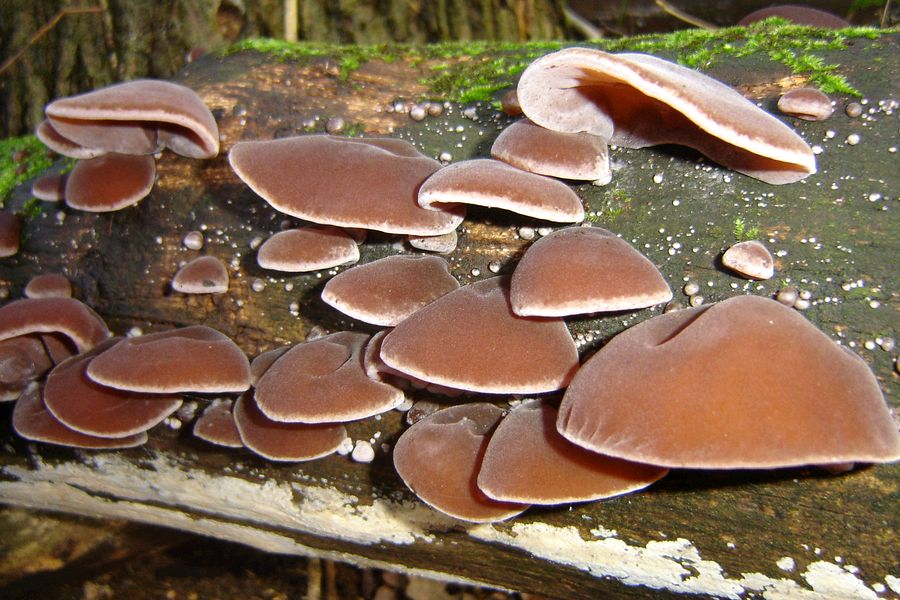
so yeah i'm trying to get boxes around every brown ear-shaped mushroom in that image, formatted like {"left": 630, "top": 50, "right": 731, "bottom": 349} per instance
{"left": 30, "top": 172, "right": 69, "bottom": 202}
{"left": 418, "top": 159, "right": 585, "bottom": 223}
{"left": 229, "top": 135, "right": 465, "bottom": 236}
{"left": 86, "top": 326, "right": 251, "bottom": 394}
{"left": 321, "top": 255, "right": 460, "bottom": 326}
{"left": 477, "top": 403, "right": 668, "bottom": 504}
{"left": 380, "top": 276, "right": 579, "bottom": 394}
{"left": 393, "top": 403, "right": 529, "bottom": 522}
{"left": 777, "top": 88, "right": 834, "bottom": 122}
{"left": 65, "top": 154, "right": 156, "bottom": 212}
{"left": 511, "top": 227, "right": 671, "bottom": 316}
{"left": 721, "top": 240, "right": 775, "bottom": 280}
{"left": 491, "top": 118, "right": 611, "bottom": 184}
{"left": 256, "top": 227, "right": 360, "bottom": 272}
{"left": 0, "top": 211, "right": 20, "bottom": 258}
{"left": 13, "top": 385, "right": 147, "bottom": 449}
{"left": 517, "top": 48, "right": 816, "bottom": 184}
{"left": 44, "top": 338, "right": 182, "bottom": 438}
{"left": 233, "top": 391, "right": 347, "bottom": 462}
{"left": 35, "top": 119, "right": 106, "bottom": 159}
{"left": 0, "top": 297, "right": 110, "bottom": 352}
{"left": 171, "top": 255, "right": 229, "bottom": 294}
{"left": 254, "top": 331, "right": 404, "bottom": 423}
{"left": 24, "top": 273, "right": 72, "bottom": 299}
{"left": 45, "top": 79, "right": 219, "bottom": 158}
{"left": 249, "top": 346, "right": 291, "bottom": 386}
{"left": 558, "top": 295, "right": 900, "bottom": 469}
{"left": 193, "top": 398, "right": 244, "bottom": 448}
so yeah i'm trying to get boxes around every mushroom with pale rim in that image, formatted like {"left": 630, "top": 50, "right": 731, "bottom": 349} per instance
{"left": 721, "top": 240, "right": 775, "bottom": 280}
{"left": 777, "top": 88, "right": 834, "bottom": 122}
{"left": 24, "top": 273, "right": 72, "bottom": 299}
{"left": 35, "top": 119, "right": 106, "bottom": 159}
{"left": 64, "top": 153, "right": 156, "bottom": 212}
{"left": 30, "top": 172, "right": 69, "bottom": 202}
{"left": 408, "top": 231, "right": 458, "bottom": 254}
{"left": 0, "top": 211, "right": 20, "bottom": 258}
{"left": 193, "top": 398, "right": 244, "bottom": 448}
{"left": 256, "top": 227, "right": 360, "bottom": 272}
{"left": 171, "top": 256, "right": 229, "bottom": 294}
{"left": 0, "top": 297, "right": 110, "bottom": 353}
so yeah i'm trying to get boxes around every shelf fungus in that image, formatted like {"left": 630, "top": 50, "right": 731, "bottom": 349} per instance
{"left": 558, "top": 295, "right": 900, "bottom": 469}
{"left": 171, "top": 256, "right": 230, "bottom": 294}
{"left": 721, "top": 240, "right": 775, "bottom": 280}
{"left": 35, "top": 119, "right": 105, "bottom": 160}
{"left": 321, "top": 255, "right": 460, "bottom": 326}
{"left": 511, "top": 227, "right": 672, "bottom": 317}
{"left": 0, "top": 297, "right": 110, "bottom": 353}
{"left": 192, "top": 398, "right": 245, "bottom": 449}
{"left": 256, "top": 227, "right": 360, "bottom": 272}
{"left": 64, "top": 153, "right": 156, "bottom": 212}
{"left": 516, "top": 48, "right": 816, "bottom": 184}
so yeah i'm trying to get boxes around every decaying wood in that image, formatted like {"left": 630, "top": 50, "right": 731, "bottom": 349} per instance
{"left": 1, "top": 35, "right": 898, "bottom": 599}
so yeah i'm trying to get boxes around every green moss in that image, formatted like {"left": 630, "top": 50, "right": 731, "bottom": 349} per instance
{"left": 732, "top": 217, "right": 761, "bottom": 242}
{"left": 0, "top": 135, "right": 54, "bottom": 208}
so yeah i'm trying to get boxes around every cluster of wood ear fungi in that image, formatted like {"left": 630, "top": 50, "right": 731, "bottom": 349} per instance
{"left": 2, "top": 48, "right": 897, "bottom": 525}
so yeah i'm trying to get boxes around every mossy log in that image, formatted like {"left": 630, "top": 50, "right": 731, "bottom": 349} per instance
{"left": 1, "top": 30, "right": 898, "bottom": 599}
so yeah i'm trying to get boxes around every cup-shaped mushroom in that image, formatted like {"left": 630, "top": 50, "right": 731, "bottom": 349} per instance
{"left": 418, "top": 159, "right": 585, "bottom": 223}
{"left": 321, "top": 255, "right": 460, "bottom": 326}
{"left": 44, "top": 338, "right": 182, "bottom": 438}
{"left": 229, "top": 135, "right": 465, "bottom": 236}
{"left": 777, "top": 88, "right": 834, "bottom": 122}
{"left": 65, "top": 154, "right": 156, "bottom": 212}
{"left": 31, "top": 172, "right": 69, "bottom": 202}
{"left": 393, "top": 403, "right": 529, "bottom": 522}
{"left": 86, "top": 326, "right": 251, "bottom": 394}
{"left": 511, "top": 227, "right": 671, "bottom": 317}
{"left": 721, "top": 240, "right": 775, "bottom": 280}
{"left": 516, "top": 48, "right": 816, "bottom": 184}
{"left": 171, "top": 256, "right": 229, "bottom": 294}
{"left": 0, "top": 211, "right": 20, "bottom": 258}
{"left": 491, "top": 119, "right": 611, "bottom": 184}
{"left": 477, "top": 403, "right": 668, "bottom": 504}
{"left": 233, "top": 391, "right": 347, "bottom": 461}
{"left": 380, "top": 277, "right": 579, "bottom": 394}
{"left": 558, "top": 295, "right": 900, "bottom": 469}
{"left": 13, "top": 385, "right": 147, "bottom": 449}
{"left": 256, "top": 227, "right": 360, "bottom": 272}
{"left": 0, "top": 297, "right": 110, "bottom": 353}
{"left": 193, "top": 398, "right": 244, "bottom": 448}
{"left": 24, "top": 273, "right": 72, "bottom": 299}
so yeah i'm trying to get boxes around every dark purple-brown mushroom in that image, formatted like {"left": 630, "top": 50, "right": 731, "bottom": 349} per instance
{"left": 380, "top": 276, "right": 579, "bottom": 394}
{"left": 0, "top": 211, "right": 20, "bottom": 258}
{"left": 558, "top": 295, "right": 900, "bottom": 469}
{"left": 777, "top": 88, "right": 834, "bottom": 121}
{"left": 193, "top": 399, "right": 244, "bottom": 448}
{"left": 30, "top": 172, "right": 69, "bottom": 202}
{"left": 722, "top": 240, "right": 775, "bottom": 280}
{"left": 256, "top": 227, "right": 360, "bottom": 272}
{"left": 64, "top": 154, "right": 156, "bottom": 212}
{"left": 394, "top": 403, "right": 528, "bottom": 522}
{"left": 321, "top": 255, "right": 460, "bottom": 326}
{"left": 229, "top": 135, "right": 465, "bottom": 235}
{"left": 86, "top": 326, "right": 251, "bottom": 394}
{"left": 171, "top": 256, "right": 229, "bottom": 294}
{"left": 477, "top": 403, "right": 668, "bottom": 504}
{"left": 0, "top": 297, "right": 110, "bottom": 353}
{"left": 516, "top": 48, "right": 816, "bottom": 184}
{"left": 418, "top": 159, "right": 585, "bottom": 223}
{"left": 511, "top": 227, "right": 671, "bottom": 316}
{"left": 24, "top": 273, "right": 72, "bottom": 299}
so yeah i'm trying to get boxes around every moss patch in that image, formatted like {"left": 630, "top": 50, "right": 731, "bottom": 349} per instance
{"left": 0, "top": 135, "right": 54, "bottom": 208}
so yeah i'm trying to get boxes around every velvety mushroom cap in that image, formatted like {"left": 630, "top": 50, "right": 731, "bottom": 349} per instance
{"left": 65, "top": 153, "right": 156, "bottom": 212}
{"left": 477, "top": 403, "right": 668, "bottom": 504}
{"left": 35, "top": 119, "right": 106, "bottom": 159}
{"left": 24, "top": 273, "right": 72, "bottom": 299}
{"left": 233, "top": 391, "right": 347, "bottom": 461}
{"left": 380, "top": 276, "right": 579, "bottom": 394}
{"left": 418, "top": 159, "right": 585, "bottom": 223}
{"left": 511, "top": 227, "right": 672, "bottom": 316}
{"left": 721, "top": 240, "right": 775, "bottom": 280}
{"left": 738, "top": 6, "right": 850, "bottom": 28}
{"left": 44, "top": 338, "right": 182, "bottom": 438}
{"left": 86, "top": 326, "right": 251, "bottom": 394}
{"left": 491, "top": 119, "right": 611, "bottom": 183}
{"left": 257, "top": 227, "right": 360, "bottom": 272}
{"left": 393, "top": 403, "right": 528, "bottom": 523}
{"left": 517, "top": 48, "right": 816, "bottom": 184}
{"left": 30, "top": 172, "right": 69, "bottom": 202}
{"left": 558, "top": 295, "right": 900, "bottom": 468}
{"left": 0, "top": 211, "right": 20, "bottom": 258}
{"left": 13, "top": 385, "right": 147, "bottom": 449}
{"left": 0, "top": 297, "right": 110, "bottom": 352}
{"left": 229, "top": 136, "right": 465, "bottom": 235}
{"left": 321, "top": 255, "right": 460, "bottom": 326}
{"left": 408, "top": 231, "right": 458, "bottom": 254}
{"left": 777, "top": 88, "right": 834, "bottom": 121}
{"left": 249, "top": 346, "right": 290, "bottom": 386}
{"left": 45, "top": 79, "right": 219, "bottom": 158}
{"left": 171, "top": 255, "right": 229, "bottom": 294}
{"left": 193, "top": 398, "right": 244, "bottom": 448}
{"left": 254, "top": 331, "right": 404, "bottom": 423}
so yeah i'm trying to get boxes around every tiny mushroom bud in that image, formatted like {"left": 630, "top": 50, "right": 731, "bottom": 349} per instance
{"left": 171, "top": 255, "right": 229, "bottom": 294}
{"left": 0, "top": 297, "right": 110, "bottom": 353}
{"left": 0, "top": 211, "right": 21, "bottom": 257}
{"left": 64, "top": 154, "right": 156, "bottom": 212}
{"left": 777, "top": 88, "right": 834, "bottom": 121}
{"left": 24, "top": 273, "right": 72, "bottom": 299}
{"left": 393, "top": 403, "right": 529, "bottom": 522}
{"left": 193, "top": 398, "right": 244, "bottom": 448}
{"left": 31, "top": 172, "right": 69, "bottom": 202}
{"left": 722, "top": 240, "right": 775, "bottom": 280}
{"left": 256, "top": 227, "right": 360, "bottom": 272}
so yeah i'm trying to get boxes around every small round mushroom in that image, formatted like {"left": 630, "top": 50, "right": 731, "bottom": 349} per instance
{"left": 380, "top": 276, "right": 579, "bottom": 394}
{"left": 557, "top": 295, "right": 900, "bottom": 469}
{"left": 737, "top": 6, "right": 850, "bottom": 28}
{"left": 86, "top": 325, "right": 251, "bottom": 394}
{"left": 477, "top": 403, "right": 668, "bottom": 504}
{"left": 491, "top": 119, "right": 611, "bottom": 184}
{"left": 0, "top": 336, "right": 53, "bottom": 400}
{"left": 35, "top": 119, "right": 106, "bottom": 159}
{"left": 418, "top": 159, "right": 585, "bottom": 223}
{"left": 0, "top": 211, "right": 21, "bottom": 258}
{"left": 722, "top": 240, "right": 775, "bottom": 280}
{"left": 65, "top": 153, "right": 156, "bottom": 212}
{"left": 510, "top": 227, "right": 672, "bottom": 317}
{"left": 393, "top": 403, "right": 529, "bottom": 523}
{"left": 30, "top": 172, "right": 69, "bottom": 202}
{"left": 171, "top": 256, "right": 229, "bottom": 294}
{"left": 233, "top": 391, "right": 347, "bottom": 462}
{"left": 193, "top": 398, "right": 244, "bottom": 448}
{"left": 321, "top": 255, "right": 460, "bottom": 326}
{"left": 24, "top": 273, "right": 72, "bottom": 299}
{"left": 777, "top": 88, "right": 834, "bottom": 121}
{"left": 256, "top": 227, "right": 360, "bottom": 272}
{"left": 0, "top": 297, "right": 110, "bottom": 353}
{"left": 407, "top": 231, "right": 458, "bottom": 254}
{"left": 44, "top": 338, "right": 182, "bottom": 438}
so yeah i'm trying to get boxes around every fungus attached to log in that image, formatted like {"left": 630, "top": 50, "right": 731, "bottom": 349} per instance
{"left": 171, "top": 256, "right": 229, "bottom": 294}
{"left": 777, "top": 88, "right": 834, "bottom": 122}
{"left": 193, "top": 399, "right": 244, "bottom": 448}
{"left": 256, "top": 227, "right": 360, "bottom": 272}
{"left": 24, "top": 273, "right": 72, "bottom": 299}
{"left": 35, "top": 120, "right": 105, "bottom": 159}
{"left": 30, "top": 172, "right": 68, "bottom": 202}
{"left": 721, "top": 240, "right": 775, "bottom": 280}
{"left": 64, "top": 154, "right": 156, "bottom": 212}
{"left": 0, "top": 297, "right": 110, "bottom": 353}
